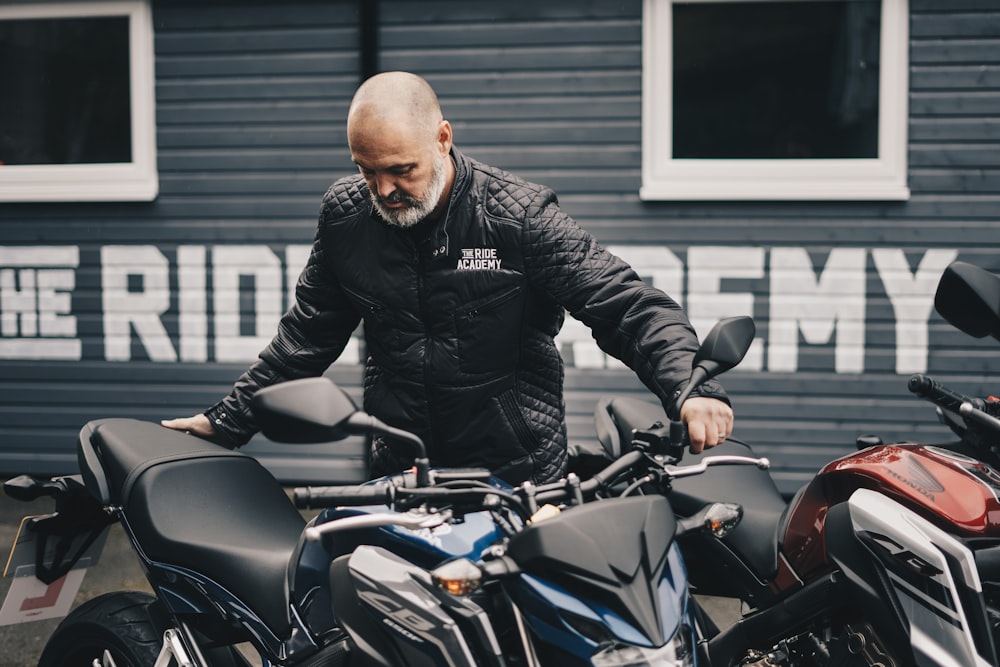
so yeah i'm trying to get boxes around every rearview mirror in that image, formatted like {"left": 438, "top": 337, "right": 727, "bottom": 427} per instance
{"left": 934, "top": 261, "right": 1000, "bottom": 342}
{"left": 251, "top": 377, "right": 361, "bottom": 444}
{"left": 251, "top": 376, "right": 433, "bottom": 485}
{"left": 692, "top": 315, "right": 756, "bottom": 379}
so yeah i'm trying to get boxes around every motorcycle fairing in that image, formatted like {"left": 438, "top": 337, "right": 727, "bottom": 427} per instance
{"left": 336, "top": 545, "right": 504, "bottom": 667}
{"left": 847, "top": 488, "right": 998, "bottom": 667}
{"left": 504, "top": 494, "right": 679, "bottom": 646}
{"left": 507, "top": 541, "right": 693, "bottom": 656}
{"left": 785, "top": 442, "right": 1000, "bottom": 586}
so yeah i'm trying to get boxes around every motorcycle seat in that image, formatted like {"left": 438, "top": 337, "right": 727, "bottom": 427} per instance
{"left": 669, "top": 438, "right": 788, "bottom": 580}
{"left": 596, "top": 397, "right": 787, "bottom": 580}
{"left": 81, "top": 418, "right": 305, "bottom": 636}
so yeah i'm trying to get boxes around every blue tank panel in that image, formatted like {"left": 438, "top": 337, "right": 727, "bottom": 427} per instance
{"left": 288, "top": 475, "right": 512, "bottom": 639}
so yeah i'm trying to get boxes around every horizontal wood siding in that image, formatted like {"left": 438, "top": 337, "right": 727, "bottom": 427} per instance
{"left": 1, "top": 0, "right": 1000, "bottom": 496}
{"left": 377, "top": 0, "right": 1000, "bottom": 495}
{"left": 0, "top": 0, "right": 369, "bottom": 483}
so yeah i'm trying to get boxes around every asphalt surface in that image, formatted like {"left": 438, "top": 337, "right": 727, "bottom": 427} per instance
{"left": 0, "top": 488, "right": 741, "bottom": 667}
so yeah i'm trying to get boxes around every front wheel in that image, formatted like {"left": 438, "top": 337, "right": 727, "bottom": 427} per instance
{"left": 38, "top": 591, "right": 163, "bottom": 667}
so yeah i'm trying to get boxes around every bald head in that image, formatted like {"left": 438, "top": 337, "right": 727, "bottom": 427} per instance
{"left": 347, "top": 72, "right": 455, "bottom": 228}
{"left": 347, "top": 71, "right": 443, "bottom": 146}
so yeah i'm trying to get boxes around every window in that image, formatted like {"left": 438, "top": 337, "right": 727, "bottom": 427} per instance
{"left": 0, "top": 1, "right": 157, "bottom": 202}
{"left": 642, "top": 0, "right": 909, "bottom": 201}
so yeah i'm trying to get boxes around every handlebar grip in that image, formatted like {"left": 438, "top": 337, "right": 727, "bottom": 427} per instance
{"left": 293, "top": 484, "right": 392, "bottom": 509}
{"left": 908, "top": 374, "right": 984, "bottom": 414}
{"left": 576, "top": 449, "right": 647, "bottom": 497}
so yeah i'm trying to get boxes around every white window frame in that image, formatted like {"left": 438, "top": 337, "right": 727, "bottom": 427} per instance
{"left": 641, "top": 0, "right": 909, "bottom": 201}
{"left": 0, "top": 1, "right": 157, "bottom": 202}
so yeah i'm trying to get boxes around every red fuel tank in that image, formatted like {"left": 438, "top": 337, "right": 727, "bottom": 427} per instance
{"left": 782, "top": 444, "right": 1000, "bottom": 582}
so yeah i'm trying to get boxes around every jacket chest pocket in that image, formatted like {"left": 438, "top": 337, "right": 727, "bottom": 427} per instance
{"left": 455, "top": 285, "right": 523, "bottom": 376}
{"left": 342, "top": 286, "right": 399, "bottom": 359}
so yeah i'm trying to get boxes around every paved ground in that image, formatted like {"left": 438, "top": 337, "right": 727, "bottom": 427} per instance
{"left": 0, "top": 491, "right": 152, "bottom": 666}
{"left": 0, "top": 487, "right": 741, "bottom": 666}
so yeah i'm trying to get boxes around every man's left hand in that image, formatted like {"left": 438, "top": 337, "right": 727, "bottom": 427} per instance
{"left": 679, "top": 396, "right": 734, "bottom": 454}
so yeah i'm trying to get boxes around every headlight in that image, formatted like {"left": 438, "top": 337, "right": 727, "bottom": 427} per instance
{"left": 590, "top": 626, "right": 694, "bottom": 666}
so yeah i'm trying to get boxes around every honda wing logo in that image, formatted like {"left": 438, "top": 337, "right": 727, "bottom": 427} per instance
{"left": 885, "top": 454, "right": 945, "bottom": 501}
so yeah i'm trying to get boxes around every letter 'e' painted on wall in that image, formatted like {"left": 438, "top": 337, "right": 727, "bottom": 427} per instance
{"left": 0, "top": 246, "right": 80, "bottom": 360}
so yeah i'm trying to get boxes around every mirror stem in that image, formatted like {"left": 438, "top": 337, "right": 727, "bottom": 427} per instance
{"left": 359, "top": 414, "right": 431, "bottom": 486}
{"left": 669, "top": 366, "right": 708, "bottom": 421}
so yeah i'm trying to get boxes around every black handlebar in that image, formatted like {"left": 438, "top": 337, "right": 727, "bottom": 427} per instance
{"left": 293, "top": 484, "right": 394, "bottom": 509}
{"left": 908, "top": 374, "right": 984, "bottom": 414}
{"left": 529, "top": 449, "right": 648, "bottom": 506}
{"left": 581, "top": 449, "right": 647, "bottom": 495}
{"left": 294, "top": 448, "right": 659, "bottom": 515}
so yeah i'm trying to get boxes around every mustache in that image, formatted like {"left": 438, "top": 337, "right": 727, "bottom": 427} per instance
{"left": 378, "top": 190, "right": 415, "bottom": 205}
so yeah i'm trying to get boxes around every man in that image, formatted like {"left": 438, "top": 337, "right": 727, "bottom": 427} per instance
{"left": 163, "top": 71, "right": 733, "bottom": 484}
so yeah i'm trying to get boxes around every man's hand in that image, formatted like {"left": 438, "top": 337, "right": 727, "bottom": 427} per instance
{"left": 679, "top": 396, "right": 734, "bottom": 454}
{"left": 161, "top": 413, "right": 217, "bottom": 439}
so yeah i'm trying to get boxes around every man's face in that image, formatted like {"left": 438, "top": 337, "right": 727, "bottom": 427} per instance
{"left": 351, "top": 123, "right": 450, "bottom": 228}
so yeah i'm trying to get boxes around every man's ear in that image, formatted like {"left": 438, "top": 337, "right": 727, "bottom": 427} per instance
{"left": 437, "top": 120, "right": 453, "bottom": 155}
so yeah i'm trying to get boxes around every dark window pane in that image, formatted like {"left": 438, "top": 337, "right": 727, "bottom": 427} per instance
{"left": 672, "top": 1, "right": 880, "bottom": 159}
{"left": 0, "top": 16, "right": 132, "bottom": 166}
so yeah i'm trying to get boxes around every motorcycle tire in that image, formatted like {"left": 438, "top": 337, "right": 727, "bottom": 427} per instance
{"left": 37, "top": 591, "right": 162, "bottom": 667}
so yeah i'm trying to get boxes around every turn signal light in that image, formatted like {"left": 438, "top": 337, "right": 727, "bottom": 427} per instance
{"left": 703, "top": 503, "right": 743, "bottom": 538}
{"left": 431, "top": 558, "right": 483, "bottom": 596}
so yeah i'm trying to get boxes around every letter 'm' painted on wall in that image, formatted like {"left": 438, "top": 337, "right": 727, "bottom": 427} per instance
{"left": 768, "top": 248, "right": 866, "bottom": 373}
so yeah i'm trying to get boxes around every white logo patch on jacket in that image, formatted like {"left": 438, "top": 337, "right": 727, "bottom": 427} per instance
{"left": 457, "top": 248, "right": 502, "bottom": 271}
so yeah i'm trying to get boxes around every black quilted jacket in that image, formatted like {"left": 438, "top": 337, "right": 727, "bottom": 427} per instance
{"left": 204, "top": 150, "right": 728, "bottom": 484}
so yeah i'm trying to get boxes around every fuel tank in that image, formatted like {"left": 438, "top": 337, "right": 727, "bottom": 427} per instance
{"left": 783, "top": 443, "right": 1000, "bottom": 580}
{"left": 288, "top": 494, "right": 507, "bottom": 639}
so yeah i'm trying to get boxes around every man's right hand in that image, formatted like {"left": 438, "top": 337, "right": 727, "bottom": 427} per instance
{"left": 161, "top": 413, "right": 217, "bottom": 438}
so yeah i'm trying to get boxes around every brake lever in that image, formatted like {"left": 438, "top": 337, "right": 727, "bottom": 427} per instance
{"left": 664, "top": 455, "right": 770, "bottom": 479}
{"left": 960, "top": 402, "right": 1000, "bottom": 437}
{"left": 305, "top": 508, "right": 453, "bottom": 541}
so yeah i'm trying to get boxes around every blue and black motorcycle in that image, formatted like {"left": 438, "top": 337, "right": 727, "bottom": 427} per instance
{"left": 3, "top": 316, "right": 763, "bottom": 667}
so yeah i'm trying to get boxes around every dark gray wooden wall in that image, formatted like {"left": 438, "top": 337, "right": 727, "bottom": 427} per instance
{"left": 0, "top": 0, "right": 368, "bottom": 482}
{"left": 1, "top": 0, "right": 999, "bottom": 496}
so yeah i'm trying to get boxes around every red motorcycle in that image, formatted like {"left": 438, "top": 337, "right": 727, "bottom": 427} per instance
{"left": 592, "top": 260, "right": 1000, "bottom": 667}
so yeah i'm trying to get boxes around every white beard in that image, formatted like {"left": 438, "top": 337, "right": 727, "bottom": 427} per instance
{"left": 371, "top": 154, "right": 448, "bottom": 228}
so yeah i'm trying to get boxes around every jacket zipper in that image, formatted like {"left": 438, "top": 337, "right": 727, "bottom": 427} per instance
{"left": 416, "top": 242, "right": 439, "bottom": 451}
{"left": 341, "top": 285, "right": 385, "bottom": 317}
{"left": 419, "top": 179, "right": 454, "bottom": 457}
{"left": 466, "top": 284, "right": 521, "bottom": 319}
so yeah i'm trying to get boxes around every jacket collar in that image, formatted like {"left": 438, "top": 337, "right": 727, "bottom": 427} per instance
{"left": 423, "top": 148, "right": 473, "bottom": 259}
